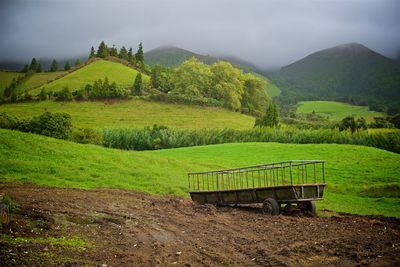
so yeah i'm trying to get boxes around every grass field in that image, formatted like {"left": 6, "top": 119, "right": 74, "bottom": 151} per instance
{"left": 0, "top": 99, "right": 255, "bottom": 129}
{"left": 0, "top": 70, "right": 22, "bottom": 95}
{"left": 0, "top": 129, "right": 399, "bottom": 217}
{"left": 296, "top": 101, "right": 384, "bottom": 121}
{"left": 17, "top": 71, "right": 67, "bottom": 92}
{"left": 32, "top": 60, "right": 149, "bottom": 94}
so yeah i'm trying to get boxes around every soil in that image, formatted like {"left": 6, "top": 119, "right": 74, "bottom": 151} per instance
{"left": 0, "top": 184, "right": 399, "bottom": 267}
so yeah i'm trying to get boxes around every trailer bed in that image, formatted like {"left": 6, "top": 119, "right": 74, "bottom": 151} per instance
{"left": 188, "top": 160, "right": 326, "bottom": 213}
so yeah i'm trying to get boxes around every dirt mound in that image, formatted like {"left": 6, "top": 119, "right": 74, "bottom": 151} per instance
{"left": 0, "top": 184, "right": 399, "bottom": 266}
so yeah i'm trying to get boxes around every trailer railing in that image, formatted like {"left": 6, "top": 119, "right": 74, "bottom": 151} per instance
{"left": 188, "top": 160, "right": 325, "bottom": 192}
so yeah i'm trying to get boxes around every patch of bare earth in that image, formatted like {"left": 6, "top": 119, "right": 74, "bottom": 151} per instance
{"left": 0, "top": 184, "right": 399, "bottom": 266}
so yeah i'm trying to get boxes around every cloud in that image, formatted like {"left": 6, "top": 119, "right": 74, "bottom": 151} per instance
{"left": 0, "top": 0, "right": 399, "bottom": 68}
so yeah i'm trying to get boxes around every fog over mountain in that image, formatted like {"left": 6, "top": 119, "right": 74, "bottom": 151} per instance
{"left": 0, "top": 0, "right": 399, "bottom": 68}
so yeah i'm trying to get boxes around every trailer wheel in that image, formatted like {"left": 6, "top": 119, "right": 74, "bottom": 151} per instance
{"left": 298, "top": 201, "right": 316, "bottom": 216}
{"left": 0, "top": 204, "right": 9, "bottom": 227}
{"left": 262, "top": 198, "right": 280, "bottom": 215}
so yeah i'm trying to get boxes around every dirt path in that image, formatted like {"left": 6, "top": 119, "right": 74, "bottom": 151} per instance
{"left": 0, "top": 184, "right": 399, "bottom": 266}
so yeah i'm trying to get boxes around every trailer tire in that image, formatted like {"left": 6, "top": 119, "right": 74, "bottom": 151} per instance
{"left": 262, "top": 198, "right": 280, "bottom": 215}
{"left": 0, "top": 204, "right": 10, "bottom": 227}
{"left": 298, "top": 201, "right": 316, "bottom": 216}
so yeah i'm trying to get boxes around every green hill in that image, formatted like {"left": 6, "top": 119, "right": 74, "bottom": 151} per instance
{"left": 17, "top": 71, "right": 67, "bottom": 92}
{"left": 0, "top": 70, "right": 22, "bottom": 95}
{"left": 33, "top": 59, "right": 149, "bottom": 94}
{"left": 145, "top": 46, "right": 281, "bottom": 97}
{"left": 0, "top": 129, "right": 399, "bottom": 217}
{"left": 145, "top": 46, "right": 217, "bottom": 67}
{"left": 297, "top": 101, "right": 384, "bottom": 121}
{"left": 274, "top": 43, "right": 400, "bottom": 112}
{"left": 145, "top": 46, "right": 260, "bottom": 73}
{"left": 0, "top": 99, "right": 255, "bottom": 130}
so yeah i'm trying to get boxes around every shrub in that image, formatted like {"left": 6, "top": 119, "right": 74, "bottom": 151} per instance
{"left": 71, "top": 128, "right": 103, "bottom": 145}
{"left": 56, "top": 86, "right": 73, "bottom": 101}
{"left": 0, "top": 112, "right": 18, "bottom": 129}
{"left": 30, "top": 112, "right": 72, "bottom": 139}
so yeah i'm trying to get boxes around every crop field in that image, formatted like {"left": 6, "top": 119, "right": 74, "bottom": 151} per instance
{"left": 0, "top": 99, "right": 255, "bottom": 130}
{"left": 32, "top": 60, "right": 149, "bottom": 94}
{"left": 296, "top": 100, "right": 384, "bottom": 121}
{"left": 0, "top": 70, "right": 22, "bottom": 95}
{"left": 1, "top": 129, "right": 399, "bottom": 217}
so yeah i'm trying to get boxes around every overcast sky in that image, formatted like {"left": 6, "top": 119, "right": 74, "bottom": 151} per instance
{"left": 0, "top": 0, "right": 399, "bottom": 68}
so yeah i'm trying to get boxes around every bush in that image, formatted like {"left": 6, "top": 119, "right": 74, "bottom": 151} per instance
{"left": 102, "top": 126, "right": 400, "bottom": 153}
{"left": 30, "top": 112, "right": 72, "bottom": 139}
{"left": 56, "top": 86, "right": 73, "bottom": 101}
{"left": 0, "top": 112, "right": 73, "bottom": 140}
{"left": 71, "top": 128, "right": 103, "bottom": 145}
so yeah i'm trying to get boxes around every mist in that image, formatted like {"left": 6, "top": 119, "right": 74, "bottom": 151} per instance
{"left": 0, "top": 0, "right": 399, "bottom": 68}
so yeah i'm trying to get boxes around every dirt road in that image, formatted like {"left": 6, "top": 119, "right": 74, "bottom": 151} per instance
{"left": 0, "top": 184, "right": 399, "bottom": 266}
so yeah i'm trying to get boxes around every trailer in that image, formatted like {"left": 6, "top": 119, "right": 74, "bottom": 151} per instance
{"left": 188, "top": 160, "right": 326, "bottom": 215}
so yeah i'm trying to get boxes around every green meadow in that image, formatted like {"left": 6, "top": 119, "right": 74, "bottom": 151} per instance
{"left": 0, "top": 70, "right": 22, "bottom": 95}
{"left": 0, "top": 99, "right": 255, "bottom": 130}
{"left": 17, "top": 71, "right": 67, "bottom": 92}
{"left": 1, "top": 129, "right": 399, "bottom": 217}
{"left": 297, "top": 101, "right": 384, "bottom": 121}
{"left": 33, "top": 60, "right": 149, "bottom": 94}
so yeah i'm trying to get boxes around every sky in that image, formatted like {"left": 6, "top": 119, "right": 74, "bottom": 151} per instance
{"left": 0, "top": 0, "right": 399, "bottom": 68}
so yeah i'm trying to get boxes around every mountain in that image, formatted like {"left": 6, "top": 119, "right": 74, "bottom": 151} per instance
{"left": 144, "top": 46, "right": 259, "bottom": 73}
{"left": 273, "top": 43, "right": 400, "bottom": 113}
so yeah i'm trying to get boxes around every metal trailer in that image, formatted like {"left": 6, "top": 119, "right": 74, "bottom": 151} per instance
{"left": 188, "top": 160, "right": 326, "bottom": 215}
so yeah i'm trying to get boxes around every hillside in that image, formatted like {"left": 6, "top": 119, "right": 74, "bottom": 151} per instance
{"left": 17, "top": 71, "right": 67, "bottom": 92}
{"left": 274, "top": 43, "right": 400, "bottom": 111}
{"left": 297, "top": 101, "right": 384, "bottom": 121}
{"left": 0, "top": 129, "right": 399, "bottom": 217}
{"left": 145, "top": 46, "right": 260, "bottom": 73}
{"left": 0, "top": 99, "right": 255, "bottom": 130}
{"left": 0, "top": 70, "right": 21, "bottom": 95}
{"left": 32, "top": 59, "right": 149, "bottom": 94}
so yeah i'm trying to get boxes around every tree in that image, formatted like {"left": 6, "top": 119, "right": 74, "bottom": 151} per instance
{"left": 356, "top": 117, "right": 368, "bottom": 130}
{"left": 135, "top": 42, "right": 144, "bottom": 66}
{"left": 75, "top": 58, "right": 81, "bottom": 66}
{"left": 254, "top": 103, "right": 279, "bottom": 128}
{"left": 21, "top": 64, "right": 29, "bottom": 73}
{"left": 56, "top": 86, "right": 72, "bottom": 101}
{"left": 119, "top": 46, "right": 128, "bottom": 60}
{"left": 389, "top": 114, "right": 400, "bottom": 129}
{"left": 109, "top": 45, "right": 118, "bottom": 57}
{"left": 29, "top": 58, "right": 38, "bottom": 72}
{"left": 64, "top": 61, "right": 71, "bottom": 71}
{"left": 128, "top": 48, "right": 134, "bottom": 63}
{"left": 3, "top": 78, "right": 17, "bottom": 98}
{"left": 96, "top": 41, "right": 109, "bottom": 58}
{"left": 339, "top": 116, "right": 357, "bottom": 132}
{"left": 89, "top": 46, "right": 96, "bottom": 58}
{"left": 132, "top": 73, "right": 143, "bottom": 96}
{"left": 241, "top": 74, "right": 269, "bottom": 113}
{"left": 50, "top": 59, "right": 58, "bottom": 72}
{"left": 171, "top": 57, "right": 212, "bottom": 97}
{"left": 209, "top": 61, "right": 244, "bottom": 110}
{"left": 39, "top": 88, "right": 48, "bottom": 100}
{"left": 37, "top": 63, "right": 42, "bottom": 73}
{"left": 10, "top": 91, "right": 18, "bottom": 103}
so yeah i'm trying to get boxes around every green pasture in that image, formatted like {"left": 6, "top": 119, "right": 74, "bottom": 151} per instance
{"left": 33, "top": 60, "right": 149, "bottom": 94}
{"left": 17, "top": 71, "right": 67, "bottom": 92}
{"left": 0, "top": 99, "right": 255, "bottom": 130}
{"left": 296, "top": 101, "right": 384, "bottom": 121}
{"left": 0, "top": 71, "right": 22, "bottom": 95}
{"left": 0, "top": 129, "right": 399, "bottom": 217}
